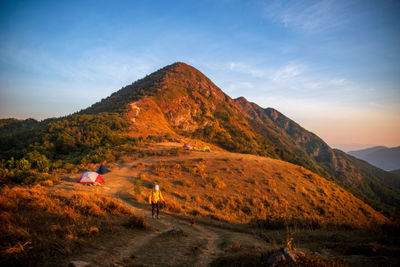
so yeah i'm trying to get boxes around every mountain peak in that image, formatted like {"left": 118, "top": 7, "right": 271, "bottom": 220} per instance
{"left": 166, "top": 61, "right": 193, "bottom": 69}
{"left": 81, "top": 61, "right": 228, "bottom": 115}
{"left": 160, "top": 62, "right": 202, "bottom": 76}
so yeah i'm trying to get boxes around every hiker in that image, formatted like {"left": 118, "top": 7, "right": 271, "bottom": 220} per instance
{"left": 149, "top": 184, "right": 166, "bottom": 219}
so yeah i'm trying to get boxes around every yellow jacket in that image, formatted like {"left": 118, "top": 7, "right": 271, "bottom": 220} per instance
{"left": 149, "top": 190, "right": 164, "bottom": 204}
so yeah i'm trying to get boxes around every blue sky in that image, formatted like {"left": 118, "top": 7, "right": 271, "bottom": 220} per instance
{"left": 0, "top": 0, "right": 399, "bottom": 150}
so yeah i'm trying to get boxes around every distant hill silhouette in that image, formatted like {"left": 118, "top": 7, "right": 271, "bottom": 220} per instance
{"left": 348, "top": 146, "right": 400, "bottom": 171}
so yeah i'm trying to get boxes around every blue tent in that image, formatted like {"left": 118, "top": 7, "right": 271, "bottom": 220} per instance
{"left": 96, "top": 164, "right": 111, "bottom": 175}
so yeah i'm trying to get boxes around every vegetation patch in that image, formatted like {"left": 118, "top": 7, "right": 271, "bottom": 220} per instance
{"left": 0, "top": 185, "right": 147, "bottom": 266}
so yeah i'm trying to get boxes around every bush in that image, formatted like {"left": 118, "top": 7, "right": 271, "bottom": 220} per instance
{"left": 123, "top": 215, "right": 149, "bottom": 229}
{"left": 16, "top": 159, "right": 30, "bottom": 172}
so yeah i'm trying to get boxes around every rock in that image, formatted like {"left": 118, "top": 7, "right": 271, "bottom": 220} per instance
{"left": 282, "top": 247, "right": 297, "bottom": 263}
{"left": 170, "top": 227, "right": 184, "bottom": 234}
{"left": 161, "top": 226, "right": 186, "bottom": 238}
{"left": 266, "top": 248, "right": 297, "bottom": 266}
{"left": 68, "top": 260, "right": 91, "bottom": 267}
{"left": 266, "top": 250, "right": 286, "bottom": 266}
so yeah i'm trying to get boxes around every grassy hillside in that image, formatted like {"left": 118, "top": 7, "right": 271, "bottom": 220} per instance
{"left": 0, "top": 184, "right": 147, "bottom": 266}
{"left": 122, "top": 145, "right": 388, "bottom": 229}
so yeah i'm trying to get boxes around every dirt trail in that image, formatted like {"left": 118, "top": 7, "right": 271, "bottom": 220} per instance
{"left": 119, "top": 198, "right": 224, "bottom": 267}
{"left": 193, "top": 224, "right": 221, "bottom": 267}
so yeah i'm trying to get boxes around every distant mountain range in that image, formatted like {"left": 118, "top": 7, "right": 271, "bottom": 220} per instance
{"left": 348, "top": 146, "right": 400, "bottom": 171}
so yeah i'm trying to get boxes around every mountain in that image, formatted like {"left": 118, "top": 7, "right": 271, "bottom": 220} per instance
{"left": 80, "top": 62, "right": 400, "bottom": 216}
{"left": 82, "top": 63, "right": 322, "bottom": 170}
{"left": 2, "top": 62, "right": 400, "bottom": 218}
{"left": 348, "top": 146, "right": 400, "bottom": 171}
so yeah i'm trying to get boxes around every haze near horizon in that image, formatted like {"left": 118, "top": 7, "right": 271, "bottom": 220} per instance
{"left": 0, "top": 0, "right": 399, "bottom": 150}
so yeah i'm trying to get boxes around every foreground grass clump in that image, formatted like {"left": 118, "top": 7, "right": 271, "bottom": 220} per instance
{"left": 0, "top": 185, "right": 147, "bottom": 265}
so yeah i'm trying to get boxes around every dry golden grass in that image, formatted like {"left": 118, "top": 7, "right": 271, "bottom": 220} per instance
{"left": 0, "top": 185, "right": 147, "bottom": 266}
{"left": 132, "top": 154, "right": 388, "bottom": 229}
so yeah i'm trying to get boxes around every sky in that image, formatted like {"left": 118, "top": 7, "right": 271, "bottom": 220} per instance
{"left": 0, "top": 0, "right": 399, "bottom": 151}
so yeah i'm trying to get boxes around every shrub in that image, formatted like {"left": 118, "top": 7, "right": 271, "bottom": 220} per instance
{"left": 123, "top": 215, "right": 149, "bottom": 229}
{"left": 165, "top": 199, "right": 182, "bottom": 213}
{"left": 16, "top": 159, "right": 30, "bottom": 172}
{"left": 210, "top": 176, "right": 226, "bottom": 189}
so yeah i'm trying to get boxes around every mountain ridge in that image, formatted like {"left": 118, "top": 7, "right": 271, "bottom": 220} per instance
{"left": 2, "top": 62, "right": 399, "bottom": 217}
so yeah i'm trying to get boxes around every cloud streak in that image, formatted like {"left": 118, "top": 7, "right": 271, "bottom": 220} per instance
{"left": 263, "top": 0, "right": 351, "bottom": 34}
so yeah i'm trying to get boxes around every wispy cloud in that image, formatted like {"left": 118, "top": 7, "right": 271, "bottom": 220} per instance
{"left": 228, "top": 62, "right": 266, "bottom": 77}
{"left": 271, "top": 63, "right": 307, "bottom": 82}
{"left": 223, "top": 60, "right": 363, "bottom": 103}
{"left": 263, "top": 0, "right": 351, "bottom": 34}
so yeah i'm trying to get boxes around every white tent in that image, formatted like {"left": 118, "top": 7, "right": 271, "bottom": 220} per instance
{"left": 77, "top": 171, "right": 105, "bottom": 184}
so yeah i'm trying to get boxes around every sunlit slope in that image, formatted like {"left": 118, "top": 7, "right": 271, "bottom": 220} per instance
{"left": 130, "top": 148, "right": 388, "bottom": 228}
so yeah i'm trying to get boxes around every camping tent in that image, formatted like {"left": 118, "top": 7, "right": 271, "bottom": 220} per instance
{"left": 183, "top": 143, "right": 194, "bottom": 150}
{"left": 77, "top": 172, "right": 105, "bottom": 184}
{"left": 96, "top": 164, "right": 111, "bottom": 174}
{"left": 201, "top": 146, "right": 211, "bottom": 152}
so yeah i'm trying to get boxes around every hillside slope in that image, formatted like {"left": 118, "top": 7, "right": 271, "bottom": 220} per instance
{"left": 65, "top": 143, "right": 389, "bottom": 228}
{"left": 235, "top": 99, "right": 400, "bottom": 215}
